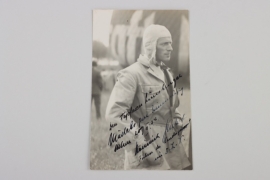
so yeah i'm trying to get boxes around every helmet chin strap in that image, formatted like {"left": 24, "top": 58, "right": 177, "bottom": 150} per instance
{"left": 146, "top": 40, "right": 160, "bottom": 66}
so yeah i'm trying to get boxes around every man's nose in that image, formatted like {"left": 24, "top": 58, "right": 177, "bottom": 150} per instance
{"left": 167, "top": 44, "right": 173, "bottom": 51}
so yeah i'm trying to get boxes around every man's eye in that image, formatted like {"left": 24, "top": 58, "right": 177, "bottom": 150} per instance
{"left": 163, "top": 42, "right": 171, "bottom": 45}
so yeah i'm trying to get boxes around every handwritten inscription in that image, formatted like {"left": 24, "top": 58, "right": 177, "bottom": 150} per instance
{"left": 152, "top": 98, "right": 169, "bottom": 113}
{"left": 173, "top": 73, "right": 182, "bottom": 88}
{"left": 145, "top": 117, "right": 158, "bottom": 126}
{"left": 135, "top": 133, "right": 160, "bottom": 155}
{"left": 108, "top": 121, "right": 136, "bottom": 146}
{"left": 135, "top": 126, "right": 144, "bottom": 136}
{"left": 109, "top": 122, "right": 117, "bottom": 131}
{"left": 144, "top": 74, "right": 182, "bottom": 104}
{"left": 162, "top": 119, "right": 191, "bottom": 143}
{"left": 106, "top": 72, "right": 191, "bottom": 169}
{"left": 138, "top": 88, "right": 183, "bottom": 126}
{"left": 145, "top": 90, "right": 161, "bottom": 104}
{"left": 141, "top": 151, "right": 153, "bottom": 161}
{"left": 114, "top": 140, "right": 131, "bottom": 152}
{"left": 154, "top": 154, "right": 163, "bottom": 161}
{"left": 165, "top": 142, "right": 177, "bottom": 154}
{"left": 138, "top": 114, "right": 149, "bottom": 127}
{"left": 120, "top": 103, "right": 142, "bottom": 120}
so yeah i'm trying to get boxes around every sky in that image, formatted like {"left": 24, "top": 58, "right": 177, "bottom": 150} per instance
{"left": 93, "top": 10, "right": 113, "bottom": 47}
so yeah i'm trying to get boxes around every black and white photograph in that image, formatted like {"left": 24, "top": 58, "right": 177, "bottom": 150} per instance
{"left": 2, "top": 0, "right": 270, "bottom": 179}
{"left": 90, "top": 10, "right": 192, "bottom": 170}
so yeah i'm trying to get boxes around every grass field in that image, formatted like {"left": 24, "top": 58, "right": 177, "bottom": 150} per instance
{"left": 90, "top": 91, "right": 125, "bottom": 170}
{"left": 89, "top": 88, "right": 192, "bottom": 170}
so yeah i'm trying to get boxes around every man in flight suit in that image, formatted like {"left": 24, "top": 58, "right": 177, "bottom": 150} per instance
{"left": 106, "top": 24, "right": 190, "bottom": 170}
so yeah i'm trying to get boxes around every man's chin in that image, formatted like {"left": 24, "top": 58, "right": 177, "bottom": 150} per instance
{"left": 159, "top": 57, "right": 170, "bottom": 64}
{"left": 162, "top": 57, "right": 170, "bottom": 62}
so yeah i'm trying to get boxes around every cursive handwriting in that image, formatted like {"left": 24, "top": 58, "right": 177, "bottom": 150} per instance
{"left": 138, "top": 114, "right": 149, "bottom": 127}
{"left": 154, "top": 154, "right": 163, "bottom": 161}
{"left": 138, "top": 88, "right": 183, "bottom": 126}
{"left": 141, "top": 151, "right": 153, "bottom": 160}
{"left": 162, "top": 119, "right": 191, "bottom": 144}
{"left": 114, "top": 140, "right": 131, "bottom": 152}
{"left": 145, "top": 117, "right": 158, "bottom": 126}
{"left": 145, "top": 90, "right": 161, "bottom": 104}
{"left": 135, "top": 133, "right": 160, "bottom": 156}
{"left": 108, "top": 121, "right": 136, "bottom": 146}
{"left": 107, "top": 72, "right": 188, "bottom": 158}
{"left": 165, "top": 142, "right": 177, "bottom": 154}
{"left": 151, "top": 88, "right": 182, "bottom": 114}
{"left": 151, "top": 98, "right": 169, "bottom": 113}
{"left": 139, "top": 88, "right": 181, "bottom": 126}
{"left": 120, "top": 103, "right": 142, "bottom": 121}
{"left": 135, "top": 126, "right": 144, "bottom": 136}
{"left": 109, "top": 122, "right": 117, "bottom": 131}
{"left": 173, "top": 73, "right": 182, "bottom": 88}
{"left": 144, "top": 74, "right": 182, "bottom": 104}
{"left": 156, "top": 144, "right": 161, "bottom": 150}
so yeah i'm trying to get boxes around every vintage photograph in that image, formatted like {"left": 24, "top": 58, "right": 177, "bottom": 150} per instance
{"left": 90, "top": 10, "right": 192, "bottom": 170}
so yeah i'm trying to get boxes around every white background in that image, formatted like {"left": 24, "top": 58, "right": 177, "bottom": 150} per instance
{"left": 1, "top": 0, "right": 270, "bottom": 179}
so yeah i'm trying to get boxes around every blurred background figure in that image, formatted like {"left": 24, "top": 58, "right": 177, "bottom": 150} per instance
{"left": 91, "top": 60, "right": 103, "bottom": 120}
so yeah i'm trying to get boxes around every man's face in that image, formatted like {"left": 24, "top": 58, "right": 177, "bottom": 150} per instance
{"left": 156, "top": 37, "right": 173, "bottom": 62}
